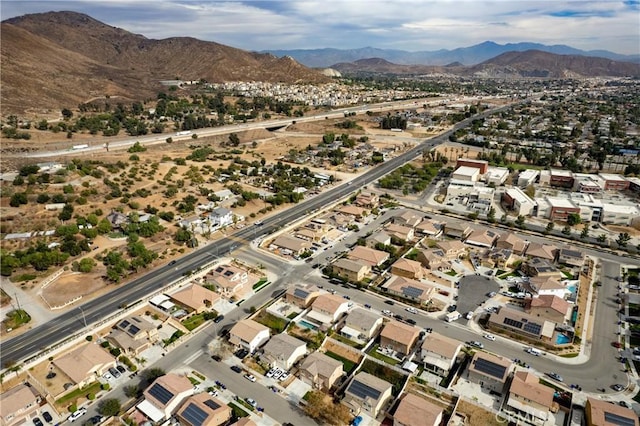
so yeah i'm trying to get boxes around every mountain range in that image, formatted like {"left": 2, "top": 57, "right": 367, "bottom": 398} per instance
{"left": 265, "top": 41, "right": 640, "bottom": 68}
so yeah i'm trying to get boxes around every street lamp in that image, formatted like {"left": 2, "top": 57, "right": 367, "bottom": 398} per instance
{"left": 78, "top": 306, "right": 87, "bottom": 328}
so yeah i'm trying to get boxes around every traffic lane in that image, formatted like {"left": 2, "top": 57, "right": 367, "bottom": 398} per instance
{"left": 189, "top": 353, "right": 316, "bottom": 426}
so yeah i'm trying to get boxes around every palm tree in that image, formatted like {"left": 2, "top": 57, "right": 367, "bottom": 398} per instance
{"left": 465, "top": 147, "right": 470, "bottom": 158}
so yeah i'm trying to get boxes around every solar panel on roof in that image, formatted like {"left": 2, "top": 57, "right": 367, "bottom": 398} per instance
{"left": 293, "top": 288, "right": 310, "bottom": 298}
{"left": 503, "top": 317, "right": 523, "bottom": 329}
{"left": 148, "top": 383, "right": 174, "bottom": 405}
{"left": 215, "top": 266, "right": 224, "bottom": 272}
{"left": 224, "top": 270, "right": 234, "bottom": 277}
{"left": 119, "top": 320, "right": 130, "bottom": 328}
{"left": 128, "top": 325, "right": 141, "bottom": 335}
{"left": 523, "top": 322, "right": 542, "bottom": 335}
{"left": 203, "top": 399, "right": 221, "bottom": 410}
{"left": 604, "top": 412, "right": 636, "bottom": 426}
{"left": 348, "top": 379, "right": 382, "bottom": 400}
{"left": 473, "top": 358, "right": 507, "bottom": 379}
{"left": 181, "top": 403, "right": 208, "bottom": 426}
{"left": 403, "top": 286, "right": 424, "bottom": 298}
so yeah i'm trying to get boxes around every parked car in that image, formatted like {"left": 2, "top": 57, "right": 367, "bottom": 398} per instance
{"left": 211, "top": 354, "right": 222, "bottom": 362}
{"left": 208, "top": 389, "right": 219, "bottom": 397}
{"left": 244, "top": 374, "right": 256, "bottom": 382}
{"left": 364, "top": 304, "right": 371, "bottom": 309}
{"left": 424, "top": 328, "right": 433, "bottom": 333}
{"left": 612, "top": 384, "right": 625, "bottom": 392}
{"left": 405, "top": 318, "right": 417, "bottom": 325}
{"left": 405, "top": 307, "right": 418, "bottom": 314}
{"left": 42, "top": 412, "right": 53, "bottom": 423}
{"left": 102, "top": 372, "right": 113, "bottom": 381}
{"left": 108, "top": 367, "right": 121, "bottom": 379}
{"left": 245, "top": 398, "right": 258, "bottom": 408}
{"left": 466, "top": 341, "right": 484, "bottom": 349}
{"left": 33, "top": 417, "right": 43, "bottom": 426}
{"left": 618, "top": 401, "right": 631, "bottom": 408}
{"left": 384, "top": 300, "right": 395, "bottom": 305}
{"left": 88, "top": 416, "right": 103, "bottom": 425}
{"left": 230, "top": 365, "right": 243, "bottom": 373}
{"left": 68, "top": 408, "right": 87, "bottom": 423}
{"left": 483, "top": 334, "right": 496, "bottom": 341}
{"left": 547, "top": 372, "right": 563, "bottom": 382}
{"left": 116, "top": 365, "right": 126, "bottom": 374}
{"left": 278, "top": 372, "right": 290, "bottom": 382}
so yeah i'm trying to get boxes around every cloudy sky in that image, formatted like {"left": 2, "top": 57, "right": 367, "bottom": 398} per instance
{"left": 3, "top": 1, "right": 639, "bottom": 54}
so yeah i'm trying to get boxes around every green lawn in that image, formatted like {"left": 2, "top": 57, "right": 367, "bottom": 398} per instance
{"left": 360, "top": 359, "right": 407, "bottom": 395}
{"left": 254, "top": 311, "right": 287, "bottom": 333}
{"left": 445, "top": 270, "right": 458, "bottom": 277}
{"left": 252, "top": 277, "right": 269, "bottom": 291}
{"left": 330, "top": 333, "right": 364, "bottom": 349}
{"left": 56, "top": 382, "right": 101, "bottom": 405}
{"left": 4, "top": 310, "right": 31, "bottom": 329}
{"left": 368, "top": 344, "right": 400, "bottom": 366}
{"left": 228, "top": 402, "right": 249, "bottom": 418}
{"left": 325, "top": 351, "right": 357, "bottom": 374}
{"left": 182, "top": 313, "right": 206, "bottom": 331}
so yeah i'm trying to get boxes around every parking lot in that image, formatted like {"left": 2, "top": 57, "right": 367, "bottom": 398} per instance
{"left": 456, "top": 274, "right": 500, "bottom": 316}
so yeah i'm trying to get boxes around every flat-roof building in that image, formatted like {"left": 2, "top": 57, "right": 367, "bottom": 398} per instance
{"left": 502, "top": 187, "right": 536, "bottom": 216}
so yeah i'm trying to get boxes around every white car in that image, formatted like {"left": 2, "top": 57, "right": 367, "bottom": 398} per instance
{"left": 278, "top": 372, "right": 290, "bottom": 382}
{"left": 266, "top": 369, "right": 275, "bottom": 378}
{"left": 382, "top": 310, "right": 392, "bottom": 316}
{"left": 68, "top": 408, "right": 87, "bottom": 423}
{"left": 244, "top": 374, "right": 256, "bottom": 382}
{"left": 208, "top": 390, "right": 219, "bottom": 397}
{"left": 405, "top": 307, "right": 418, "bottom": 314}
{"left": 271, "top": 369, "right": 283, "bottom": 380}
{"left": 483, "top": 334, "right": 496, "bottom": 341}
{"left": 102, "top": 372, "right": 113, "bottom": 381}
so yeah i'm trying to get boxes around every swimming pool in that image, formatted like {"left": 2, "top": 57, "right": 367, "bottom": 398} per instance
{"left": 556, "top": 334, "right": 572, "bottom": 345}
{"left": 299, "top": 320, "right": 318, "bottom": 330}
{"left": 566, "top": 284, "right": 577, "bottom": 294}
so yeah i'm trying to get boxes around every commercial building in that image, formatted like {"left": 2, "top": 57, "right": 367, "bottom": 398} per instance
{"left": 598, "top": 173, "right": 630, "bottom": 191}
{"left": 544, "top": 197, "right": 580, "bottom": 221}
{"left": 501, "top": 187, "right": 536, "bottom": 217}
{"left": 485, "top": 167, "right": 509, "bottom": 186}
{"left": 452, "top": 166, "right": 480, "bottom": 182}
{"left": 456, "top": 159, "right": 489, "bottom": 174}
{"left": 517, "top": 169, "right": 539, "bottom": 188}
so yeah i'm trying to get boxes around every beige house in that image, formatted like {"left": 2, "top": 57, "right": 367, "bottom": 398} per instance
{"left": 170, "top": 284, "right": 220, "bottom": 313}
{"left": 348, "top": 246, "right": 389, "bottom": 267}
{"left": 465, "top": 228, "right": 500, "bottom": 248}
{"left": 270, "top": 235, "right": 312, "bottom": 256}
{"left": 285, "top": 283, "right": 321, "bottom": 308}
{"left": 337, "top": 205, "right": 367, "bottom": 221}
{"left": 393, "top": 393, "right": 443, "bottom": 426}
{"left": 435, "top": 240, "right": 467, "bottom": 260}
{"left": 505, "top": 371, "right": 555, "bottom": 424}
{"left": 54, "top": 343, "right": 116, "bottom": 388}
{"left": 467, "top": 352, "right": 513, "bottom": 395}
{"left": 107, "top": 315, "right": 158, "bottom": 356}
{"left": 207, "top": 264, "right": 253, "bottom": 300}
{"left": 228, "top": 419, "right": 257, "bottom": 426}
{"left": 525, "top": 276, "right": 567, "bottom": 298}
{"left": 262, "top": 333, "right": 307, "bottom": 370}
{"left": 367, "top": 231, "right": 391, "bottom": 248}
{"left": 340, "top": 308, "right": 383, "bottom": 343}
{"left": 383, "top": 276, "right": 434, "bottom": 306}
{"left": 380, "top": 320, "right": 420, "bottom": 357}
{"left": 308, "top": 293, "right": 350, "bottom": 325}
{"left": 525, "top": 243, "right": 558, "bottom": 261}
{"left": 228, "top": 319, "right": 270, "bottom": 353}
{"left": 496, "top": 233, "right": 528, "bottom": 254}
{"left": 138, "top": 374, "right": 194, "bottom": 422}
{"left": 488, "top": 307, "right": 555, "bottom": 343}
{"left": 557, "top": 247, "right": 585, "bottom": 266}
{"left": 390, "top": 258, "right": 425, "bottom": 280}
{"left": 298, "top": 352, "right": 343, "bottom": 390}
{"left": 415, "top": 219, "right": 443, "bottom": 237}
{"left": 444, "top": 222, "right": 472, "bottom": 239}
{"left": 332, "top": 258, "right": 370, "bottom": 282}
{"left": 343, "top": 372, "right": 393, "bottom": 417}
{"left": 421, "top": 332, "right": 462, "bottom": 377}
{"left": 385, "top": 223, "right": 415, "bottom": 242}
{"left": 585, "top": 397, "right": 639, "bottom": 426}
{"left": 416, "top": 248, "right": 449, "bottom": 271}
{"left": 176, "top": 394, "right": 231, "bottom": 426}
{"left": 521, "top": 258, "right": 561, "bottom": 279}
{"left": 526, "top": 295, "right": 570, "bottom": 324}
{"left": 394, "top": 211, "right": 422, "bottom": 228}
{"left": 0, "top": 384, "right": 41, "bottom": 426}
{"left": 354, "top": 193, "right": 379, "bottom": 208}
{"left": 480, "top": 248, "right": 516, "bottom": 269}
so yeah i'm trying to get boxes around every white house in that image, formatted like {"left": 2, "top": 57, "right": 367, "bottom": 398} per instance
{"left": 229, "top": 319, "right": 270, "bottom": 353}
{"left": 208, "top": 207, "right": 234, "bottom": 227}
{"left": 262, "top": 334, "right": 307, "bottom": 370}
{"left": 138, "top": 374, "right": 194, "bottom": 422}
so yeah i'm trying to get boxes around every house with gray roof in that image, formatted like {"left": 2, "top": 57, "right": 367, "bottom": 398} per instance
{"left": 342, "top": 372, "right": 393, "bottom": 417}
{"left": 340, "top": 308, "right": 383, "bottom": 343}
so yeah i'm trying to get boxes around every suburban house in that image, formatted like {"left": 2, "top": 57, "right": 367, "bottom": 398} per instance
{"left": 504, "top": 371, "right": 555, "bottom": 425}
{"left": 416, "top": 249, "right": 449, "bottom": 271}
{"left": 421, "top": 332, "right": 463, "bottom": 377}
{"left": 348, "top": 246, "right": 389, "bottom": 267}
{"left": 585, "top": 397, "right": 639, "bottom": 426}
{"left": 175, "top": 394, "right": 231, "bottom": 426}
{"left": 229, "top": 419, "right": 256, "bottom": 426}
{"left": 340, "top": 308, "right": 383, "bottom": 343}
{"left": 308, "top": 293, "right": 351, "bottom": 325}
{"left": 557, "top": 247, "right": 586, "bottom": 267}
{"left": 480, "top": 248, "right": 516, "bottom": 269}
{"left": 525, "top": 243, "right": 558, "bottom": 261}
{"left": 393, "top": 393, "right": 443, "bottom": 426}
{"left": 444, "top": 222, "right": 472, "bottom": 239}
{"left": 342, "top": 372, "right": 393, "bottom": 417}
{"left": 525, "top": 295, "right": 571, "bottom": 324}
{"left": 465, "top": 228, "right": 499, "bottom": 248}
{"left": 206, "top": 264, "right": 253, "bottom": 300}
{"left": 138, "top": 374, "right": 194, "bottom": 422}
{"left": 435, "top": 240, "right": 467, "bottom": 260}
{"left": 170, "top": 284, "right": 221, "bottom": 314}
{"left": 298, "top": 352, "right": 344, "bottom": 391}
{"left": 337, "top": 205, "right": 367, "bottom": 221}
{"left": 207, "top": 207, "right": 234, "bottom": 228}
{"left": 270, "top": 235, "right": 312, "bottom": 257}
{"left": 354, "top": 193, "right": 379, "bottom": 208}
{"left": 466, "top": 351, "right": 514, "bottom": 395}
{"left": 332, "top": 258, "right": 370, "bottom": 282}
{"left": 524, "top": 276, "right": 567, "bottom": 298}
{"left": 379, "top": 320, "right": 420, "bottom": 357}
{"left": 385, "top": 223, "right": 415, "bottom": 242}
{"left": 495, "top": 233, "right": 528, "bottom": 254}
{"left": 521, "top": 257, "right": 562, "bottom": 279}
{"left": 415, "top": 219, "right": 443, "bottom": 237}
{"left": 285, "top": 283, "right": 321, "bottom": 308}
{"left": 383, "top": 276, "right": 434, "bottom": 306}
{"left": 390, "top": 258, "right": 425, "bottom": 280}
{"left": 261, "top": 333, "right": 307, "bottom": 370}
{"left": 0, "top": 384, "right": 41, "bottom": 426}
{"left": 106, "top": 210, "right": 129, "bottom": 229}
{"left": 488, "top": 307, "right": 555, "bottom": 344}
{"left": 394, "top": 211, "right": 423, "bottom": 228}
{"left": 53, "top": 343, "right": 116, "bottom": 388}
{"left": 367, "top": 231, "right": 391, "bottom": 248}
{"left": 107, "top": 315, "right": 159, "bottom": 356}
{"left": 228, "top": 319, "right": 271, "bottom": 353}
